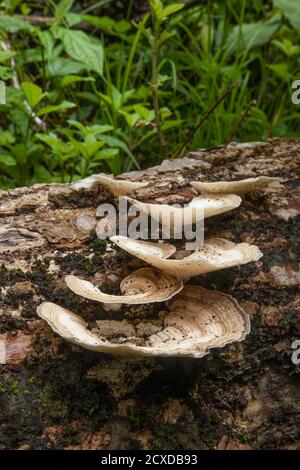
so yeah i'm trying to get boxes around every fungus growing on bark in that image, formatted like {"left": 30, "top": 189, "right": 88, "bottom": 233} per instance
{"left": 65, "top": 267, "right": 183, "bottom": 305}
{"left": 72, "top": 173, "right": 148, "bottom": 196}
{"left": 191, "top": 176, "right": 279, "bottom": 195}
{"left": 110, "top": 236, "right": 262, "bottom": 279}
{"left": 126, "top": 193, "right": 241, "bottom": 224}
{"left": 36, "top": 285, "right": 250, "bottom": 358}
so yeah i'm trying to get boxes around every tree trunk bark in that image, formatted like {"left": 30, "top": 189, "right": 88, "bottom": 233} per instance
{"left": 0, "top": 138, "right": 299, "bottom": 450}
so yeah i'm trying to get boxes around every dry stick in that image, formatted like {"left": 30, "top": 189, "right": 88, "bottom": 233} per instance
{"left": 224, "top": 99, "right": 257, "bottom": 149}
{"left": 172, "top": 82, "right": 237, "bottom": 159}
{"left": 15, "top": 15, "right": 54, "bottom": 24}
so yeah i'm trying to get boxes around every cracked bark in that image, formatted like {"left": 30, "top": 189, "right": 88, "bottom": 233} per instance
{"left": 0, "top": 138, "right": 299, "bottom": 450}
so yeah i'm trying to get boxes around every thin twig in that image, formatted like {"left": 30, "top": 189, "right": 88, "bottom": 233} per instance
{"left": 15, "top": 14, "right": 54, "bottom": 24}
{"left": 172, "top": 82, "right": 236, "bottom": 159}
{"left": 224, "top": 99, "right": 256, "bottom": 149}
{"left": 150, "top": 45, "right": 169, "bottom": 158}
{"left": 1, "top": 41, "right": 46, "bottom": 131}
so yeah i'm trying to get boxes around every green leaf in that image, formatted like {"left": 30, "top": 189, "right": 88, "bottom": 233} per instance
{"left": 225, "top": 15, "right": 281, "bottom": 55}
{"left": 99, "top": 135, "right": 138, "bottom": 167}
{"left": 94, "top": 148, "right": 119, "bottom": 160}
{"left": 21, "top": 82, "right": 43, "bottom": 108}
{"left": 62, "top": 29, "right": 104, "bottom": 76}
{"left": 37, "top": 100, "right": 76, "bottom": 116}
{"left": 55, "top": 0, "right": 74, "bottom": 22}
{"left": 159, "top": 3, "right": 185, "bottom": 20}
{"left": 82, "top": 15, "right": 115, "bottom": 32}
{"left": 267, "top": 63, "right": 289, "bottom": 80}
{"left": 65, "top": 13, "right": 82, "bottom": 26}
{"left": 114, "top": 20, "right": 131, "bottom": 34}
{"left": 0, "top": 50, "right": 16, "bottom": 63}
{"left": 158, "top": 30, "right": 175, "bottom": 46}
{"left": 60, "top": 75, "right": 95, "bottom": 87}
{"left": 273, "top": 0, "right": 300, "bottom": 30}
{"left": 0, "top": 16, "right": 35, "bottom": 33}
{"left": 0, "top": 153, "right": 16, "bottom": 166}
{"left": 272, "top": 39, "right": 300, "bottom": 57}
{"left": 47, "top": 58, "right": 86, "bottom": 76}
{"left": 0, "top": 130, "right": 15, "bottom": 146}
{"left": 0, "top": 65, "right": 12, "bottom": 80}
{"left": 38, "top": 31, "right": 55, "bottom": 61}
{"left": 149, "top": 0, "right": 163, "bottom": 19}
{"left": 90, "top": 124, "right": 114, "bottom": 135}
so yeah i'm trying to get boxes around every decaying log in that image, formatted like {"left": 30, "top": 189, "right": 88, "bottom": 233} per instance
{"left": 0, "top": 138, "right": 299, "bottom": 450}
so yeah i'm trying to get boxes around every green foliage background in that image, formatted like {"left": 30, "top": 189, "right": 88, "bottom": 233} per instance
{"left": 0, "top": 0, "right": 299, "bottom": 188}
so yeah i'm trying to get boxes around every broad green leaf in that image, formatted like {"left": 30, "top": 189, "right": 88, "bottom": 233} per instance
{"left": 0, "top": 16, "right": 35, "bottom": 33}
{"left": 160, "top": 3, "right": 185, "bottom": 20}
{"left": 85, "top": 141, "right": 105, "bottom": 157}
{"left": 37, "top": 100, "right": 76, "bottom": 116}
{"left": 21, "top": 82, "right": 43, "bottom": 108}
{"left": 0, "top": 50, "right": 16, "bottom": 63}
{"left": 36, "top": 133, "right": 61, "bottom": 149}
{"left": 82, "top": 15, "right": 115, "bottom": 32}
{"left": 273, "top": 0, "right": 300, "bottom": 30}
{"left": 67, "top": 119, "right": 85, "bottom": 131}
{"left": 55, "top": 0, "right": 74, "bottom": 22}
{"left": 38, "top": 31, "right": 55, "bottom": 61}
{"left": 149, "top": 0, "right": 163, "bottom": 19}
{"left": 47, "top": 58, "right": 86, "bottom": 76}
{"left": 0, "top": 153, "right": 16, "bottom": 166}
{"left": 63, "top": 29, "right": 104, "bottom": 76}
{"left": 65, "top": 13, "right": 82, "bottom": 26}
{"left": 0, "top": 130, "right": 15, "bottom": 146}
{"left": 111, "top": 86, "right": 123, "bottom": 110}
{"left": 225, "top": 15, "right": 281, "bottom": 55}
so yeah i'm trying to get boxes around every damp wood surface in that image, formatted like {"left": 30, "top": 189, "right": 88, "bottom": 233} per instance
{"left": 0, "top": 138, "right": 299, "bottom": 450}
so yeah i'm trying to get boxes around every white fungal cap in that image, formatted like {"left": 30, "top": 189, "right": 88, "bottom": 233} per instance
{"left": 151, "top": 285, "right": 251, "bottom": 356}
{"left": 112, "top": 237, "right": 176, "bottom": 259}
{"left": 72, "top": 173, "right": 148, "bottom": 196}
{"left": 126, "top": 193, "right": 241, "bottom": 224}
{"left": 36, "top": 285, "right": 250, "bottom": 358}
{"left": 110, "top": 236, "right": 262, "bottom": 279}
{"left": 65, "top": 267, "right": 183, "bottom": 305}
{"left": 191, "top": 176, "right": 279, "bottom": 195}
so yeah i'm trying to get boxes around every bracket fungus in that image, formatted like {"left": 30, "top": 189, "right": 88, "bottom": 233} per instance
{"left": 65, "top": 267, "right": 183, "bottom": 305}
{"left": 37, "top": 170, "right": 269, "bottom": 360}
{"left": 72, "top": 173, "right": 148, "bottom": 196}
{"left": 110, "top": 236, "right": 262, "bottom": 279}
{"left": 36, "top": 285, "right": 250, "bottom": 358}
{"left": 126, "top": 193, "right": 241, "bottom": 224}
{"left": 191, "top": 176, "right": 279, "bottom": 195}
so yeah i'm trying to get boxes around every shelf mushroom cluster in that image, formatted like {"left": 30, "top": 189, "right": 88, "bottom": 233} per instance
{"left": 37, "top": 174, "right": 278, "bottom": 359}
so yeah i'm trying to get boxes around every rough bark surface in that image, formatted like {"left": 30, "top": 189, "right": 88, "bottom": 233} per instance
{"left": 0, "top": 138, "right": 299, "bottom": 450}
